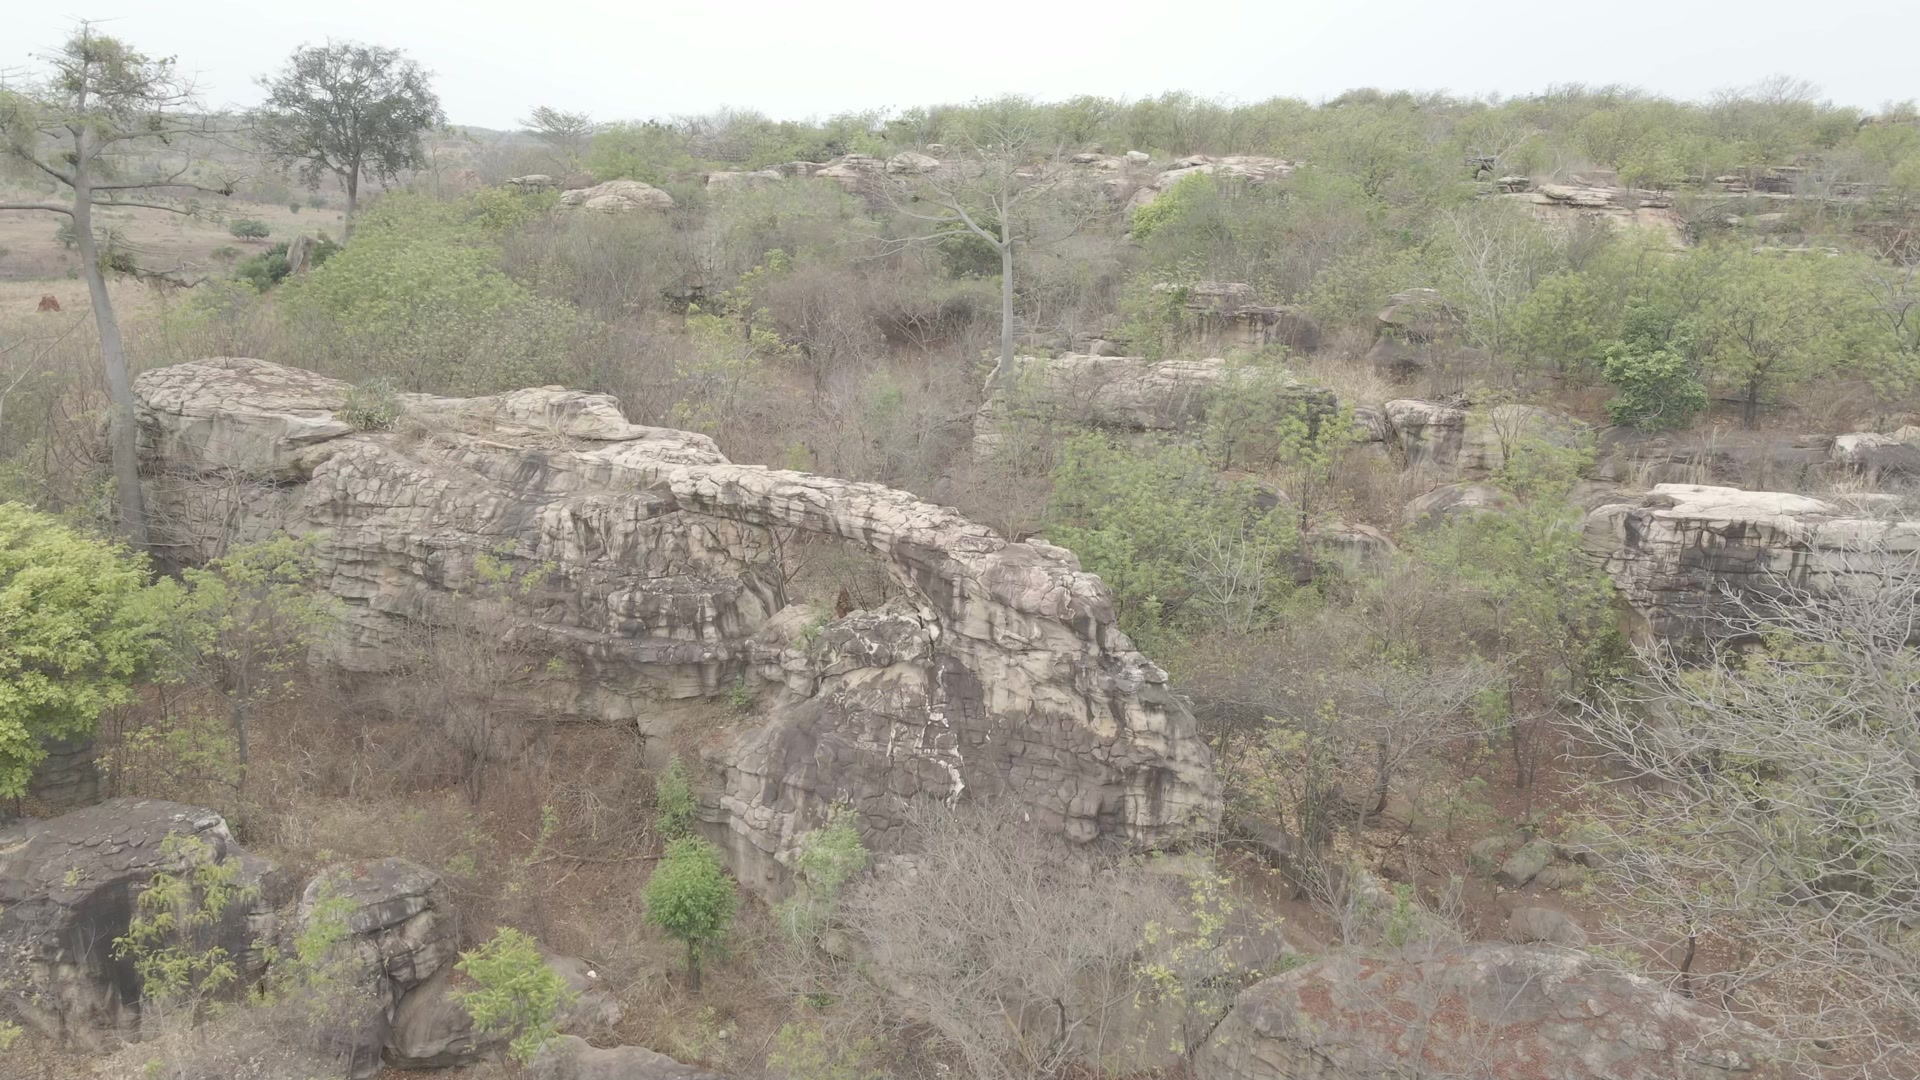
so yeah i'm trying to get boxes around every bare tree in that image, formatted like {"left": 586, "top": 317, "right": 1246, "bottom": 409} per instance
{"left": 1574, "top": 545, "right": 1920, "bottom": 1077}
{"left": 519, "top": 105, "right": 599, "bottom": 173}
{"left": 877, "top": 99, "right": 1107, "bottom": 393}
{"left": 838, "top": 802, "right": 1183, "bottom": 1079}
{"left": 0, "top": 26, "right": 239, "bottom": 546}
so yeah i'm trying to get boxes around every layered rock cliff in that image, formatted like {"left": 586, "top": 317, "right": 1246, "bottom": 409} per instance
{"left": 135, "top": 359, "right": 1220, "bottom": 887}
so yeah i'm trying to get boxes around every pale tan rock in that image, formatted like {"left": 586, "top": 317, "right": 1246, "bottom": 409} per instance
{"left": 1583, "top": 483, "right": 1920, "bottom": 643}
{"left": 557, "top": 179, "right": 673, "bottom": 213}
{"left": 136, "top": 359, "right": 1221, "bottom": 891}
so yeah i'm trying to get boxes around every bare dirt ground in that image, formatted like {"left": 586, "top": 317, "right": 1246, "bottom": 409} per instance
{"left": 0, "top": 192, "right": 340, "bottom": 287}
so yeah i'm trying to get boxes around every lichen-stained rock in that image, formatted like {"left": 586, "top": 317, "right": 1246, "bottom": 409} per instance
{"left": 971, "top": 354, "right": 1336, "bottom": 460}
{"left": 1582, "top": 483, "right": 1920, "bottom": 644}
{"left": 136, "top": 359, "right": 1220, "bottom": 886}
{"left": 557, "top": 179, "right": 674, "bottom": 213}
{"left": 0, "top": 799, "right": 283, "bottom": 1048}
{"left": 1383, "top": 400, "right": 1588, "bottom": 477}
{"left": 1195, "top": 944, "right": 1787, "bottom": 1080}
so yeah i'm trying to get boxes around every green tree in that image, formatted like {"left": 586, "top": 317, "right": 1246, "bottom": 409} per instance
{"left": 256, "top": 42, "right": 445, "bottom": 233}
{"left": 1601, "top": 338, "right": 1707, "bottom": 431}
{"left": 643, "top": 837, "right": 738, "bottom": 991}
{"left": 0, "top": 503, "right": 161, "bottom": 797}
{"left": 228, "top": 218, "right": 270, "bottom": 241}
{"left": 454, "top": 927, "right": 576, "bottom": 1065}
{"left": 1048, "top": 436, "right": 1299, "bottom": 645}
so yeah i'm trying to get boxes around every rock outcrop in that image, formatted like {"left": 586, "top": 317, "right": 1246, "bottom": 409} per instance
{"left": 294, "top": 859, "right": 455, "bottom": 1076}
{"left": 1196, "top": 944, "right": 1786, "bottom": 1080}
{"left": 0, "top": 799, "right": 283, "bottom": 1047}
{"left": 1383, "top": 400, "right": 1588, "bottom": 477}
{"left": 558, "top": 179, "right": 674, "bottom": 213}
{"left": 1582, "top": 483, "right": 1920, "bottom": 643}
{"left": 971, "top": 354, "right": 1337, "bottom": 460}
{"left": 136, "top": 359, "right": 1220, "bottom": 889}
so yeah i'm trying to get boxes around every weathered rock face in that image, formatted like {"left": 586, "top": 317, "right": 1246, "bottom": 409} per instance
{"left": 1582, "top": 483, "right": 1920, "bottom": 643}
{"left": 558, "top": 179, "right": 674, "bottom": 213}
{"left": 971, "top": 354, "right": 1337, "bottom": 460}
{"left": 137, "top": 359, "right": 1220, "bottom": 888}
{"left": 293, "top": 858, "right": 454, "bottom": 1077}
{"left": 1195, "top": 944, "right": 1786, "bottom": 1080}
{"left": 0, "top": 799, "right": 282, "bottom": 1048}
{"left": 1383, "top": 400, "right": 1588, "bottom": 477}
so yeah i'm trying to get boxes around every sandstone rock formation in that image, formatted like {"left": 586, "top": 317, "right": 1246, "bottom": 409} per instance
{"left": 705, "top": 169, "right": 782, "bottom": 190}
{"left": 1196, "top": 944, "right": 1786, "bottom": 1080}
{"left": 1582, "top": 483, "right": 1920, "bottom": 643}
{"left": 136, "top": 359, "right": 1220, "bottom": 889}
{"left": 558, "top": 179, "right": 674, "bottom": 213}
{"left": 294, "top": 859, "right": 454, "bottom": 1076}
{"left": 970, "top": 353, "right": 1337, "bottom": 460}
{"left": 0, "top": 799, "right": 283, "bottom": 1047}
{"left": 1167, "top": 281, "right": 1322, "bottom": 355}
{"left": 1126, "top": 155, "right": 1297, "bottom": 212}
{"left": 1382, "top": 400, "right": 1588, "bottom": 477}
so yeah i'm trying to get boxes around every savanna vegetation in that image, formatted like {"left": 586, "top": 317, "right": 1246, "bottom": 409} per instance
{"left": 3, "top": 22, "right": 1919, "bottom": 1080}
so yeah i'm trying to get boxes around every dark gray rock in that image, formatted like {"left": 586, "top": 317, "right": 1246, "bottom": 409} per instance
{"left": 0, "top": 799, "right": 282, "bottom": 1048}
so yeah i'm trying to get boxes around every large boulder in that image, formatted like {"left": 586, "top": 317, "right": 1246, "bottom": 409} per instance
{"left": 558, "top": 179, "right": 674, "bottom": 213}
{"left": 1583, "top": 483, "right": 1920, "bottom": 644}
{"left": 136, "top": 359, "right": 1221, "bottom": 891}
{"left": 291, "top": 859, "right": 455, "bottom": 1077}
{"left": 1195, "top": 944, "right": 1787, "bottom": 1080}
{"left": 1829, "top": 431, "right": 1920, "bottom": 479}
{"left": 0, "top": 799, "right": 282, "bottom": 1048}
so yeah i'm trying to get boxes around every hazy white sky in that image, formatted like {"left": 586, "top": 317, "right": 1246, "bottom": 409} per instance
{"left": 9, "top": 1, "right": 1917, "bottom": 129}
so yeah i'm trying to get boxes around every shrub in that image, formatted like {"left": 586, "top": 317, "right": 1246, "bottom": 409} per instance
{"left": 654, "top": 756, "right": 696, "bottom": 839}
{"left": 211, "top": 245, "right": 241, "bottom": 262}
{"left": 230, "top": 218, "right": 271, "bottom": 241}
{"left": 338, "top": 379, "right": 405, "bottom": 431}
{"left": 643, "top": 837, "right": 738, "bottom": 991}
{"left": 776, "top": 807, "right": 869, "bottom": 945}
{"left": 1601, "top": 340, "right": 1708, "bottom": 431}
{"left": 454, "top": 927, "right": 575, "bottom": 1065}
{"left": 0, "top": 504, "right": 162, "bottom": 797}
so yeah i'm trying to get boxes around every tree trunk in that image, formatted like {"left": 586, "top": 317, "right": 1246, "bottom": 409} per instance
{"left": 685, "top": 941, "right": 702, "bottom": 992}
{"left": 229, "top": 697, "right": 250, "bottom": 797}
{"left": 343, "top": 170, "right": 359, "bottom": 236}
{"left": 991, "top": 239, "right": 1015, "bottom": 393}
{"left": 1742, "top": 379, "right": 1761, "bottom": 429}
{"left": 71, "top": 169, "right": 149, "bottom": 549}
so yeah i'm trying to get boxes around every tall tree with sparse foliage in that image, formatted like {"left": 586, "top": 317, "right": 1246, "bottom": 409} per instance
{"left": 0, "top": 26, "right": 237, "bottom": 546}
{"left": 255, "top": 42, "right": 444, "bottom": 232}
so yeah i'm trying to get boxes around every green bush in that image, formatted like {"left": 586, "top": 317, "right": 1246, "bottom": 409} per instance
{"left": 229, "top": 218, "right": 271, "bottom": 241}
{"left": 1601, "top": 340, "right": 1707, "bottom": 431}
{"left": 338, "top": 379, "right": 405, "bottom": 431}
{"left": 776, "top": 807, "right": 869, "bottom": 945}
{"left": 0, "top": 504, "right": 163, "bottom": 797}
{"left": 654, "top": 756, "right": 696, "bottom": 839}
{"left": 643, "top": 837, "right": 738, "bottom": 991}
{"left": 454, "top": 927, "right": 576, "bottom": 1065}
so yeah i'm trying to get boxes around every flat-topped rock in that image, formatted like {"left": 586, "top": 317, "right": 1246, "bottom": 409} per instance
{"left": 1583, "top": 483, "right": 1920, "bottom": 643}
